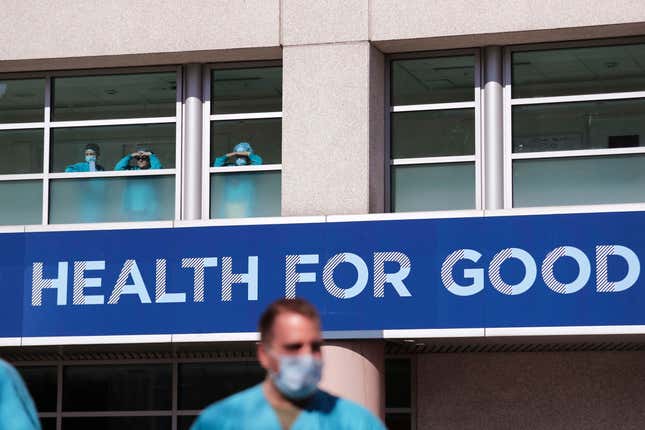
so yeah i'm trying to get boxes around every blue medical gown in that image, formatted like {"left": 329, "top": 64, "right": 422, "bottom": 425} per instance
{"left": 212, "top": 153, "right": 263, "bottom": 218}
{"left": 190, "top": 384, "right": 385, "bottom": 430}
{"left": 0, "top": 360, "right": 41, "bottom": 430}
{"left": 114, "top": 154, "right": 164, "bottom": 220}
{"left": 64, "top": 162, "right": 107, "bottom": 223}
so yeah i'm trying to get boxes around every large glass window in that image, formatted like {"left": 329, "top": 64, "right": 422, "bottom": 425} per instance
{"left": 385, "top": 358, "right": 414, "bottom": 430}
{"left": 509, "top": 42, "right": 645, "bottom": 207}
{"left": 389, "top": 53, "right": 480, "bottom": 212}
{"left": 207, "top": 65, "right": 282, "bottom": 219}
{"left": 0, "top": 69, "right": 179, "bottom": 225}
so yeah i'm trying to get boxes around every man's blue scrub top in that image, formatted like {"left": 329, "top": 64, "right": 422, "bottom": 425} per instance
{"left": 0, "top": 360, "right": 41, "bottom": 430}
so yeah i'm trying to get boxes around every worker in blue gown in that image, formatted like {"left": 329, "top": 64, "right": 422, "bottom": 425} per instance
{"left": 0, "top": 359, "right": 41, "bottom": 430}
{"left": 190, "top": 298, "right": 386, "bottom": 430}
{"left": 64, "top": 143, "right": 106, "bottom": 222}
{"left": 212, "top": 142, "right": 263, "bottom": 218}
{"left": 114, "top": 147, "right": 163, "bottom": 221}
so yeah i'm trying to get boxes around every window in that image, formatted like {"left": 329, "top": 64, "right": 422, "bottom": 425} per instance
{"left": 385, "top": 357, "right": 415, "bottom": 430}
{"left": 389, "top": 52, "right": 481, "bottom": 212}
{"left": 0, "top": 68, "right": 180, "bottom": 225}
{"left": 206, "top": 64, "right": 282, "bottom": 219}
{"left": 507, "top": 41, "right": 645, "bottom": 207}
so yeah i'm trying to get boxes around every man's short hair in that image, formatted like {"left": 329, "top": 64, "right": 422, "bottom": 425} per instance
{"left": 259, "top": 298, "right": 321, "bottom": 344}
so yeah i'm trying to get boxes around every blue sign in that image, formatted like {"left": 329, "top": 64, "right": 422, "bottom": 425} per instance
{"left": 1, "top": 211, "right": 644, "bottom": 339}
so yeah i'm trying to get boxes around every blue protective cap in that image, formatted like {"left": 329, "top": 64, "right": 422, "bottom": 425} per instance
{"left": 233, "top": 142, "right": 252, "bottom": 153}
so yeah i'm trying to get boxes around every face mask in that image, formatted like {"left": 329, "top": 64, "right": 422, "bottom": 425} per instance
{"left": 270, "top": 354, "right": 322, "bottom": 400}
{"left": 85, "top": 155, "right": 97, "bottom": 163}
{"left": 235, "top": 156, "right": 248, "bottom": 166}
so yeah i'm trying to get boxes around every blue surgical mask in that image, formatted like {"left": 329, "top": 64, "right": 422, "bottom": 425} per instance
{"left": 270, "top": 354, "right": 322, "bottom": 400}
{"left": 235, "top": 157, "right": 248, "bottom": 166}
{"left": 85, "top": 155, "right": 97, "bottom": 163}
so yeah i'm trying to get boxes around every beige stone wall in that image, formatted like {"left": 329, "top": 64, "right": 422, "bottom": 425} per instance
{"left": 416, "top": 351, "right": 645, "bottom": 430}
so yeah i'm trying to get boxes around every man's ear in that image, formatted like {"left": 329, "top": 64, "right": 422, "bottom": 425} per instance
{"left": 257, "top": 342, "right": 270, "bottom": 370}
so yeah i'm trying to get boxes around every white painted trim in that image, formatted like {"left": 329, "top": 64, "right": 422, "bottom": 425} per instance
{"left": 502, "top": 47, "right": 513, "bottom": 209}
{"left": 171, "top": 332, "right": 259, "bottom": 342}
{"left": 0, "top": 337, "right": 21, "bottom": 346}
{"left": 322, "top": 330, "right": 383, "bottom": 339}
{"left": 42, "top": 76, "right": 52, "bottom": 225}
{"left": 485, "top": 325, "right": 645, "bottom": 337}
{"left": 485, "top": 203, "right": 645, "bottom": 217}
{"left": 326, "top": 210, "right": 485, "bottom": 223}
{"left": 0, "top": 173, "right": 43, "bottom": 181}
{"left": 0, "top": 226, "right": 25, "bottom": 233}
{"left": 25, "top": 220, "right": 173, "bottom": 232}
{"left": 174, "top": 64, "right": 183, "bottom": 223}
{"left": 211, "top": 111, "right": 282, "bottom": 121}
{"left": 202, "top": 64, "right": 212, "bottom": 220}
{"left": 391, "top": 101, "right": 475, "bottom": 112}
{"left": 48, "top": 169, "right": 176, "bottom": 179}
{"left": 173, "top": 215, "right": 325, "bottom": 228}
{"left": 511, "top": 91, "right": 645, "bottom": 106}
{"left": 0, "top": 122, "right": 44, "bottom": 130}
{"left": 511, "top": 147, "right": 645, "bottom": 160}
{"left": 48, "top": 116, "right": 177, "bottom": 128}
{"left": 474, "top": 48, "right": 482, "bottom": 211}
{"left": 391, "top": 156, "right": 475, "bottom": 166}
{"left": 21, "top": 334, "right": 173, "bottom": 346}
{"left": 384, "top": 328, "right": 486, "bottom": 338}
{"left": 210, "top": 164, "right": 282, "bottom": 173}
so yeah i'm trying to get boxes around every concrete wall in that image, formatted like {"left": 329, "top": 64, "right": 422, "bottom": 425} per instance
{"left": 416, "top": 351, "right": 645, "bottom": 430}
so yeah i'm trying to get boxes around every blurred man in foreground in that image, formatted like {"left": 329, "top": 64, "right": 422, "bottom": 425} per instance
{"left": 191, "top": 298, "right": 385, "bottom": 430}
{"left": 0, "top": 359, "right": 41, "bottom": 430}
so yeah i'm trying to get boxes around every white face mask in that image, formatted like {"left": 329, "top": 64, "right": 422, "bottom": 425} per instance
{"left": 269, "top": 353, "right": 323, "bottom": 400}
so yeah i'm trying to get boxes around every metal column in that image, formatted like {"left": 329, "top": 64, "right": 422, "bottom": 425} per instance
{"left": 484, "top": 46, "right": 504, "bottom": 210}
{"left": 183, "top": 64, "right": 203, "bottom": 220}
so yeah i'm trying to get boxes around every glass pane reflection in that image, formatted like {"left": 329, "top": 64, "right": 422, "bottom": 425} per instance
{"left": 210, "top": 171, "right": 281, "bottom": 219}
{"left": 391, "top": 163, "right": 475, "bottom": 212}
{"left": 0, "top": 180, "right": 42, "bottom": 225}
{"left": 391, "top": 56, "right": 475, "bottom": 105}
{"left": 513, "top": 154, "right": 645, "bottom": 207}
{"left": 49, "top": 176, "right": 174, "bottom": 224}
{"left": 16, "top": 366, "right": 57, "bottom": 412}
{"left": 0, "top": 129, "right": 43, "bottom": 174}
{"left": 212, "top": 67, "right": 282, "bottom": 114}
{"left": 51, "top": 123, "right": 175, "bottom": 172}
{"left": 385, "top": 359, "right": 411, "bottom": 408}
{"left": 62, "top": 417, "right": 171, "bottom": 430}
{"left": 512, "top": 99, "right": 645, "bottom": 153}
{"left": 391, "top": 109, "right": 475, "bottom": 158}
{"left": 0, "top": 79, "right": 45, "bottom": 123}
{"left": 53, "top": 72, "right": 176, "bottom": 121}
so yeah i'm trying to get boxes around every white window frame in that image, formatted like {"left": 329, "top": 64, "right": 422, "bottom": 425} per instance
{"left": 201, "top": 61, "right": 283, "bottom": 220}
{"left": 0, "top": 66, "right": 183, "bottom": 225}
{"left": 503, "top": 37, "right": 645, "bottom": 208}
{"left": 386, "top": 49, "right": 483, "bottom": 213}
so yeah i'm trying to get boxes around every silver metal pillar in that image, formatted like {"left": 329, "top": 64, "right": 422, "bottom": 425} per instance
{"left": 484, "top": 46, "right": 504, "bottom": 210}
{"left": 183, "top": 64, "right": 203, "bottom": 220}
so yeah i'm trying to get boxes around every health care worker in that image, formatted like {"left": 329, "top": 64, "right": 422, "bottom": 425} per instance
{"left": 212, "top": 142, "right": 263, "bottom": 218}
{"left": 0, "top": 359, "right": 41, "bottom": 430}
{"left": 64, "top": 143, "right": 106, "bottom": 222}
{"left": 115, "top": 147, "right": 163, "bottom": 221}
{"left": 190, "top": 298, "right": 385, "bottom": 430}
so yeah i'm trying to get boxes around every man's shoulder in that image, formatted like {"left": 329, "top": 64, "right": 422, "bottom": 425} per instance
{"left": 311, "top": 390, "right": 386, "bottom": 429}
{"left": 191, "top": 384, "right": 268, "bottom": 429}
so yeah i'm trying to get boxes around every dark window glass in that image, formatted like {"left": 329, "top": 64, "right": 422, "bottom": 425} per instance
{"left": 0, "top": 79, "right": 45, "bottom": 123}
{"left": 49, "top": 175, "right": 175, "bottom": 224}
{"left": 512, "top": 98, "right": 645, "bottom": 153}
{"left": 0, "top": 129, "right": 43, "bottom": 174}
{"left": 211, "top": 118, "right": 281, "bottom": 165}
{"left": 391, "top": 109, "right": 475, "bottom": 158}
{"left": 0, "top": 180, "right": 42, "bottom": 225}
{"left": 16, "top": 366, "right": 57, "bottom": 412}
{"left": 392, "top": 56, "right": 475, "bottom": 105}
{"left": 385, "top": 413, "right": 412, "bottom": 430}
{"left": 53, "top": 73, "right": 176, "bottom": 121}
{"left": 210, "top": 171, "right": 281, "bottom": 219}
{"left": 178, "top": 415, "right": 198, "bottom": 430}
{"left": 178, "top": 362, "right": 265, "bottom": 410}
{"left": 212, "top": 67, "right": 282, "bottom": 114}
{"left": 62, "top": 417, "right": 171, "bottom": 430}
{"left": 386, "top": 359, "right": 411, "bottom": 408}
{"left": 51, "top": 123, "right": 175, "bottom": 172}
{"left": 513, "top": 43, "right": 645, "bottom": 98}
{"left": 62, "top": 365, "right": 172, "bottom": 411}
{"left": 40, "top": 417, "right": 56, "bottom": 430}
